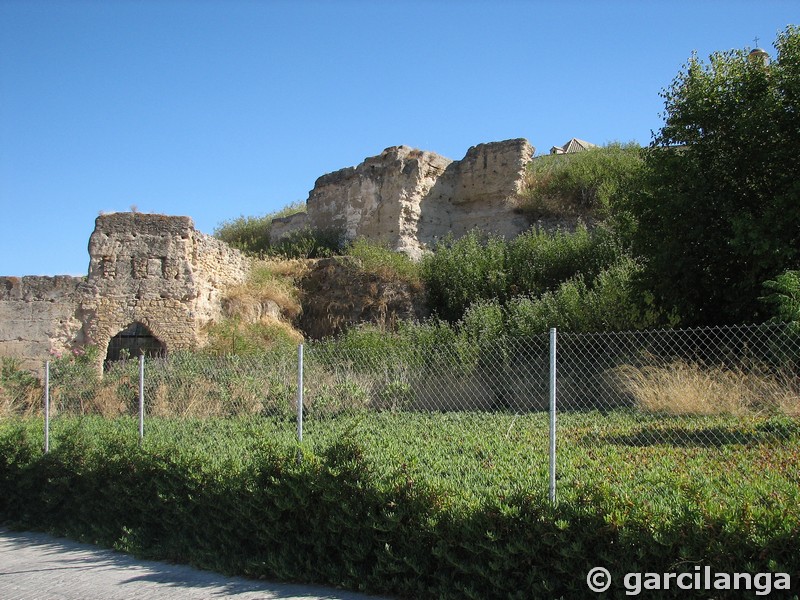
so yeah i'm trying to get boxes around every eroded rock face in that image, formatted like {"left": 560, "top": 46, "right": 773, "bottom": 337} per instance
{"left": 282, "top": 139, "right": 535, "bottom": 258}
{"left": 298, "top": 257, "right": 428, "bottom": 339}
{"left": 305, "top": 146, "right": 453, "bottom": 258}
{"left": 439, "top": 139, "right": 534, "bottom": 240}
{"left": 0, "top": 276, "right": 86, "bottom": 372}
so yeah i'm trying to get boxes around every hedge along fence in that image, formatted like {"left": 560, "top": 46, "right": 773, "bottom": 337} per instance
{"left": 1, "top": 418, "right": 798, "bottom": 600}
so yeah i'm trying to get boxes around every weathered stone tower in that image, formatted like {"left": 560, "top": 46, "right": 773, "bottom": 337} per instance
{"left": 0, "top": 213, "right": 249, "bottom": 371}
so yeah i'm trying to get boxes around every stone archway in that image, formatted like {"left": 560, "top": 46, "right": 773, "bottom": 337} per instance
{"left": 105, "top": 322, "right": 166, "bottom": 364}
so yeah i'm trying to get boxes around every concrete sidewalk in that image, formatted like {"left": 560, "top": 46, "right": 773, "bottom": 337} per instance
{"left": 0, "top": 529, "right": 392, "bottom": 600}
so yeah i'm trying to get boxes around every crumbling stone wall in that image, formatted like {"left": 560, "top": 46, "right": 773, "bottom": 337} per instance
{"left": 272, "top": 138, "right": 535, "bottom": 258}
{"left": 83, "top": 213, "right": 250, "bottom": 364}
{"left": 0, "top": 137, "right": 548, "bottom": 370}
{"left": 0, "top": 213, "right": 249, "bottom": 371}
{"left": 0, "top": 276, "right": 86, "bottom": 372}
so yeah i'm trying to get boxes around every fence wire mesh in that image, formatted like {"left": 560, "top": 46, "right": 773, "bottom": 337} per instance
{"left": 2, "top": 323, "right": 798, "bottom": 501}
{"left": 553, "top": 323, "right": 800, "bottom": 504}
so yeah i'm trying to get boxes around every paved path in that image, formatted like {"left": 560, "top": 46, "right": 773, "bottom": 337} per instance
{"left": 0, "top": 529, "right": 392, "bottom": 600}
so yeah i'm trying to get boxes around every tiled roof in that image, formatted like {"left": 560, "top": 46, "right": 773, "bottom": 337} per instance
{"left": 550, "top": 138, "right": 598, "bottom": 154}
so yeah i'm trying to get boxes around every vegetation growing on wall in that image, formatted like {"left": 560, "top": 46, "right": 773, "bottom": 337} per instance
{"left": 204, "top": 259, "right": 306, "bottom": 355}
{"left": 345, "top": 238, "right": 422, "bottom": 287}
{"left": 213, "top": 201, "right": 306, "bottom": 255}
{"left": 517, "top": 142, "right": 643, "bottom": 219}
{"left": 269, "top": 226, "right": 346, "bottom": 259}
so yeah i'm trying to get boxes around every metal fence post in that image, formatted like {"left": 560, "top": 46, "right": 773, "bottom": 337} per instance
{"left": 138, "top": 354, "right": 145, "bottom": 443}
{"left": 44, "top": 361, "right": 50, "bottom": 454}
{"left": 297, "top": 343, "right": 304, "bottom": 444}
{"left": 549, "top": 328, "right": 557, "bottom": 504}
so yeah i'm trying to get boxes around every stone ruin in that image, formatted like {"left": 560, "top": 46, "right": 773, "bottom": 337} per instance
{"left": 0, "top": 212, "right": 248, "bottom": 372}
{"left": 0, "top": 136, "right": 587, "bottom": 370}
{"left": 270, "top": 138, "right": 535, "bottom": 259}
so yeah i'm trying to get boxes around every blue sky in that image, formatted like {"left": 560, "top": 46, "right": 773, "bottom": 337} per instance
{"left": 1, "top": 0, "right": 796, "bottom": 276}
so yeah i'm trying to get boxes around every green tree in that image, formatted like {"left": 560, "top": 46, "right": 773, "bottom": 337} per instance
{"left": 631, "top": 26, "right": 800, "bottom": 325}
{"left": 761, "top": 270, "right": 800, "bottom": 326}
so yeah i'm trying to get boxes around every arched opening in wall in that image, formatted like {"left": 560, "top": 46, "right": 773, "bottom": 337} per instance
{"left": 105, "top": 322, "right": 166, "bottom": 368}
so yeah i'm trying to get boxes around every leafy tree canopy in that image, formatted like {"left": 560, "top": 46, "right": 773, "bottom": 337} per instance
{"left": 631, "top": 26, "right": 800, "bottom": 325}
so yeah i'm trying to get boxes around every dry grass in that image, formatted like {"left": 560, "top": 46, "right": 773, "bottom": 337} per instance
{"left": 0, "top": 384, "right": 41, "bottom": 418}
{"left": 152, "top": 379, "right": 220, "bottom": 417}
{"left": 224, "top": 258, "right": 308, "bottom": 323}
{"left": 85, "top": 383, "right": 130, "bottom": 417}
{"left": 613, "top": 360, "right": 800, "bottom": 417}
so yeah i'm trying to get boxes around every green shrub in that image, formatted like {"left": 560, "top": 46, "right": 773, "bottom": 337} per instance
{"left": 506, "top": 223, "right": 624, "bottom": 297}
{"left": 346, "top": 238, "right": 421, "bottom": 285}
{"left": 762, "top": 270, "right": 800, "bottom": 327}
{"left": 214, "top": 201, "right": 306, "bottom": 255}
{"left": 458, "top": 299, "right": 505, "bottom": 345}
{"left": 421, "top": 231, "right": 508, "bottom": 322}
{"left": 421, "top": 225, "right": 632, "bottom": 326}
{"left": 465, "top": 256, "right": 660, "bottom": 336}
{"left": 326, "top": 319, "right": 459, "bottom": 364}
{"left": 1, "top": 415, "right": 797, "bottom": 599}
{"left": 519, "top": 142, "right": 643, "bottom": 219}
{"left": 270, "top": 226, "right": 345, "bottom": 259}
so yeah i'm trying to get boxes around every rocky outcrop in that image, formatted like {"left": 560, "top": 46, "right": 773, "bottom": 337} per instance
{"left": 438, "top": 139, "right": 534, "bottom": 239}
{"left": 276, "top": 139, "right": 535, "bottom": 258}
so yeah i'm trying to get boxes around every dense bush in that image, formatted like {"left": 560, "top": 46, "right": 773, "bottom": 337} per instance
{"left": 270, "top": 226, "right": 346, "bottom": 259}
{"left": 421, "top": 231, "right": 508, "bottom": 322}
{"left": 459, "top": 256, "right": 663, "bottom": 339}
{"left": 762, "top": 270, "right": 800, "bottom": 328}
{"left": 505, "top": 224, "right": 624, "bottom": 298}
{"left": 420, "top": 225, "right": 634, "bottom": 326}
{"left": 1, "top": 416, "right": 797, "bottom": 599}
{"left": 346, "top": 237, "right": 421, "bottom": 285}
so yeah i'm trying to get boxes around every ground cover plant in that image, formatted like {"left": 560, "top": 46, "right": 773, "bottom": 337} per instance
{"left": 1, "top": 410, "right": 798, "bottom": 599}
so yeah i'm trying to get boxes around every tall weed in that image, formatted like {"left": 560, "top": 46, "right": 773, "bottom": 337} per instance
{"left": 0, "top": 358, "right": 41, "bottom": 417}
{"left": 214, "top": 201, "right": 306, "bottom": 255}
{"left": 518, "top": 142, "right": 643, "bottom": 219}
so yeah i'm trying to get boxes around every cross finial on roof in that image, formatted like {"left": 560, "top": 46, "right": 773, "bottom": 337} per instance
{"left": 754, "top": 36, "right": 760, "bottom": 47}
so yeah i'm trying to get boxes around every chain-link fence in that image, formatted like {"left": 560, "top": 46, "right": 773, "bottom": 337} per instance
{"left": 3, "top": 323, "right": 798, "bottom": 501}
